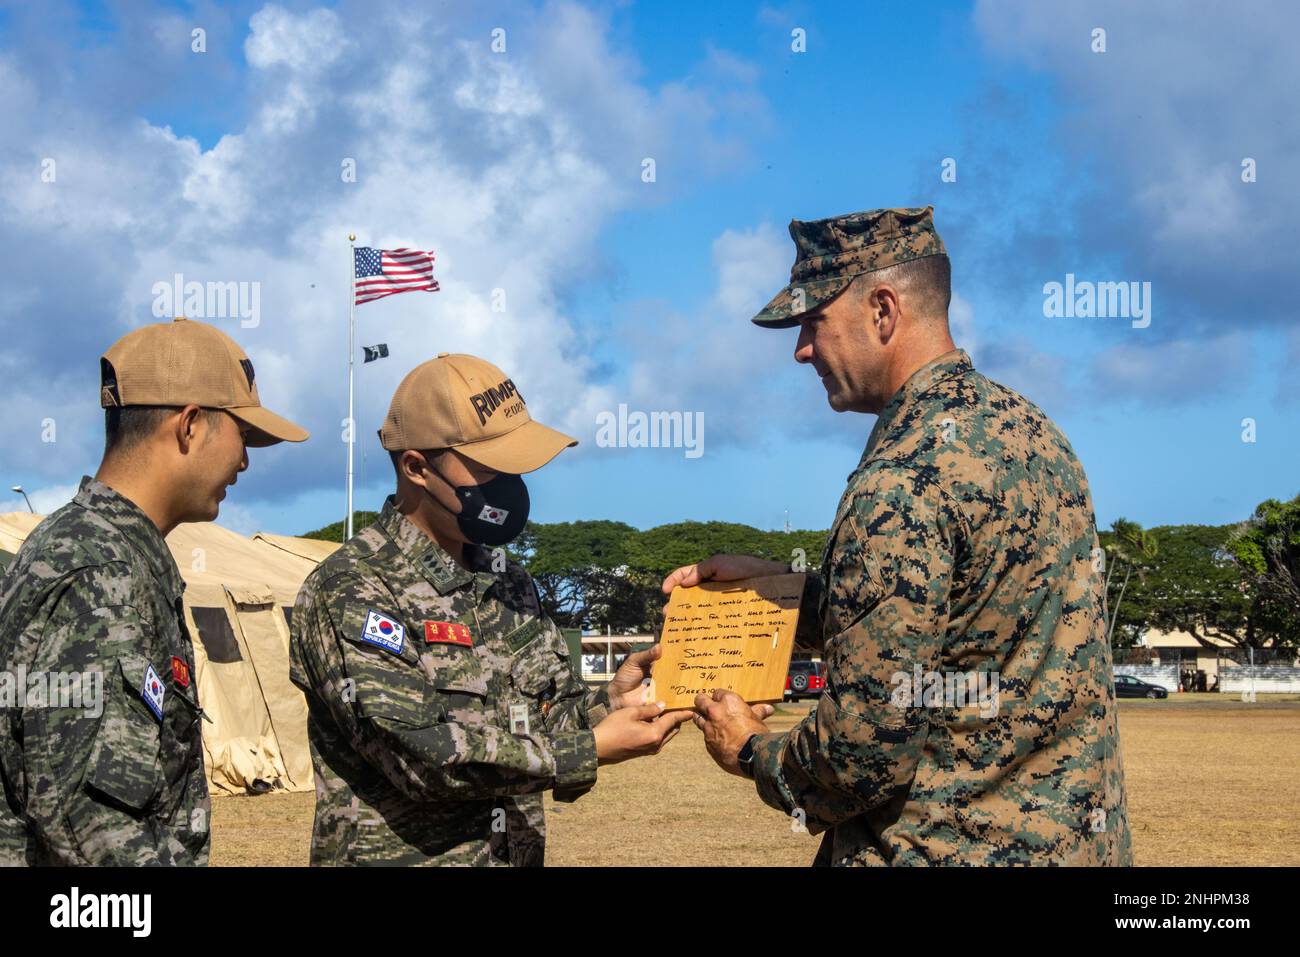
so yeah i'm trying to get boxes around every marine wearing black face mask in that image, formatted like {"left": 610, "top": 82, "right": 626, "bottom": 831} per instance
{"left": 288, "top": 351, "right": 692, "bottom": 867}
{"left": 420, "top": 459, "right": 530, "bottom": 548}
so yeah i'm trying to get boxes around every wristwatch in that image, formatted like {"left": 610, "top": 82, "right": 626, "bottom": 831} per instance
{"left": 737, "top": 734, "right": 760, "bottom": 779}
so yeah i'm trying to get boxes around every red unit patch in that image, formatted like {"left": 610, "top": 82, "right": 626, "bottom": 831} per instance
{"left": 424, "top": 621, "right": 473, "bottom": 647}
{"left": 171, "top": 655, "right": 191, "bottom": 688}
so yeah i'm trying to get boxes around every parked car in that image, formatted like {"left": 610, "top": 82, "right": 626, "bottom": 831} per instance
{"left": 785, "top": 660, "right": 827, "bottom": 700}
{"left": 1114, "top": 674, "right": 1168, "bottom": 699}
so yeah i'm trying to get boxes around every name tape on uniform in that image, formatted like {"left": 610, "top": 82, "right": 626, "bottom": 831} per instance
{"left": 425, "top": 620, "right": 473, "bottom": 647}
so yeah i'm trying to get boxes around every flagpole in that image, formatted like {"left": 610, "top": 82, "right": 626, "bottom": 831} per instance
{"left": 346, "top": 233, "right": 356, "bottom": 540}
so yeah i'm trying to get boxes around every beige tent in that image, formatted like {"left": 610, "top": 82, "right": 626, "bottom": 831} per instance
{"left": 0, "top": 512, "right": 41, "bottom": 554}
{"left": 252, "top": 532, "right": 341, "bottom": 565}
{"left": 0, "top": 510, "right": 338, "bottom": 796}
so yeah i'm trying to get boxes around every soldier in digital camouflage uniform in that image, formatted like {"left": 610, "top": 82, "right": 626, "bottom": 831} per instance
{"left": 669, "top": 207, "right": 1133, "bottom": 866}
{"left": 0, "top": 318, "right": 308, "bottom": 865}
{"left": 289, "top": 353, "right": 690, "bottom": 866}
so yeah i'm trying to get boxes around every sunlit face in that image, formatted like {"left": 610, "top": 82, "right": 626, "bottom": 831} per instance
{"left": 792, "top": 282, "right": 888, "bottom": 414}
{"left": 188, "top": 411, "right": 250, "bottom": 522}
{"left": 402, "top": 448, "right": 499, "bottom": 543}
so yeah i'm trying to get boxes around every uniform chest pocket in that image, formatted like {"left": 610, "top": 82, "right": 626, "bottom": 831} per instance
{"left": 506, "top": 617, "right": 565, "bottom": 699}
{"left": 339, "top": 605, "right": 437, "bottom": 728}
{"left": 933, "top": 693, "right": 1036, "bottom": 775}
{"left": 81, "top": 655, "right": 172, "bottom": 814}
{"left": 127, "top": 656, "right": 202, "bottom": 811}
{"left": 421, "top": 644, "right": 490, "bottom": 728}
{"left": 822, "top": 511, "right": 891, "bottom": 638}
{"left": 504, "top": 619, "right": 578, "bottom": 737}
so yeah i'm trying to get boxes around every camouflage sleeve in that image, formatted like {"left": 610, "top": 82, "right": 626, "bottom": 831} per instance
{"left": 292, "top": 582, "right": 597, "bottom": 803}
{"left": 751, "top": 467, "right": 959, "bottom": 833}
{"left": 519, "top": 578, "right": 611, "bottom": 732}
{"left": 537, "top": 617, "right": 610, "bottom": 734}
{"left": 25, "top": 595, "right": 197, "bottom": 865}
{"left": 529, "top": 618, "right": 610, "bottom": 803}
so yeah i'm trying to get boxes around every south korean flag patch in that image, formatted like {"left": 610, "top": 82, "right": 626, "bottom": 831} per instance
{"left": 477, "top": 504, "right": 508, "bottom": 525}
{"left": 360, "top": 609, "right": 406, "bottom": 655}
{"left": 142, "top": 663, "right": 166, "bottom": 720}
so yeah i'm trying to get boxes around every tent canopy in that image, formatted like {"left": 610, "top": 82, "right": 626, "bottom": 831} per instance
{"left": 0, "top": 512, "right": 42, "bottom": 555}
{"left": 253, "top": 532, "right": 341, "bottom": 565}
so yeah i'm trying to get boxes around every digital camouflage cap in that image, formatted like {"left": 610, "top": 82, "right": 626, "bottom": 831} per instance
{"left": 751, "top": 206, "right": 947, "bottom": 328}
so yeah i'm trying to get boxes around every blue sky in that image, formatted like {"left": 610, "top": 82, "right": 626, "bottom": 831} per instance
{"left": 1, "top": 0, "right": 1296, "bottom": 536}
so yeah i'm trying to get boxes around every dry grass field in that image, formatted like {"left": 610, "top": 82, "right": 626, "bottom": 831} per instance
{"left": 210, "top": 696, "right": 1300, "bottom": 867}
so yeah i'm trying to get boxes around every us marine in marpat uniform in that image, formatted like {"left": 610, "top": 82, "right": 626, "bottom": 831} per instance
{"left": 672, "top": 208, "right": 1133, "bottom": 866}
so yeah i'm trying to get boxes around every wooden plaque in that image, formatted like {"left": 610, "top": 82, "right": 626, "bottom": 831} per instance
{"left": 650, "top": 573, "right": 805, "bottom": 710}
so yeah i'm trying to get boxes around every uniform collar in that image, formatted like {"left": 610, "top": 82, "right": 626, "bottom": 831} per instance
{"left": 860, "top": 348, "right": 973, "bottom": 466}
{"left": 73, "top": 476, "right": 185, "bottom": 601}
{"left": 375, "top": 496, "right": 482, "bottom": 595}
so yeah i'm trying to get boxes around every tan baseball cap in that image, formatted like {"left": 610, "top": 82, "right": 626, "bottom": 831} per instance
{"left": 100, "top": 317, "right": 309, "bottom": 448}
{"left": 379, "top": 353, "right": 576, "bottom": 473}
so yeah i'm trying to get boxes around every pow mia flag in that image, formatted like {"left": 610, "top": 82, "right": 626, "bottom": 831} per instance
{"left": 363, "top": 343, "right": 389, "bottom": 363}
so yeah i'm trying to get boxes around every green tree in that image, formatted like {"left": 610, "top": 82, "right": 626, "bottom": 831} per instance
{"left": 514, "top": 520, "right": 641, "bottom": 629}
{"left": 1102, "top": 518, "right": 1158, "bottom": 646}
{"left": 626, "top": 521, "right": 827, "bottom": 577}
{"left": 301, "top": 510, "right": 381, "bottom": 543}
{"left": 1226, "top": 494, "right": 1300, "bottom": 649}
{"left": 1103, "top": 523, "right": 1261, "bottom": 650}
{"left": 516, "top": 520, "right": 829, "bottom": 634}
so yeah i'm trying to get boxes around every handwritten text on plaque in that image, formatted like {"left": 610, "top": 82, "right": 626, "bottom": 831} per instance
{"left": 651, "top": 573, "right": 806, "bottom": 710}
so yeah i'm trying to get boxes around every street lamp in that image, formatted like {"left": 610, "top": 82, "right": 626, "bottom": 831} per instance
{"left": 10, "top": 486, "right": 33, "bottom": 513}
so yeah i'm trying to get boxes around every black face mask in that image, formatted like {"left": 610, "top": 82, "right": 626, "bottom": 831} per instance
{"left": 424, "top": 463, "right": 530, "bottom": 547}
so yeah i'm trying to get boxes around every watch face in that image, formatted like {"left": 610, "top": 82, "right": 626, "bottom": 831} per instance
{"left": 738, "top": 734, "right": 758, "bottom": 774}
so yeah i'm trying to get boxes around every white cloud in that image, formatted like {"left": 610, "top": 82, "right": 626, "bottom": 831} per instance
{"left": 0, "top": 2, "right": 764, "bottom": 505}
{"left": 948, "top": 292, "right": 978, "bottom": 355}
{"left": 1088, "top": 334, "right": 1253, "bottom": 404}
{"left": 710, "top": 223, "right": 790, "bottom": 321}
{"left": 0, "top": 482, "right": 79, "bottom": 517}
{"left": 972, "top": 0, "right": 1298, "bottom": 306}
{"left": 599, "top": 220, "right": 867, "bottom": 452}
{"left": 244, "top": 5, "right": 347, "bottom": 73}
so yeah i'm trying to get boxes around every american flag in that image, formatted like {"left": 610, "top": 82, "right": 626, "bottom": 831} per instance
{"left": 353, "top": 247, "right": 439, "bottom": 305}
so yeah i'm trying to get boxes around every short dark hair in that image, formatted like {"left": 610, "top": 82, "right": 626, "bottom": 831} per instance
{"left": 104, "top": 406, "right": 221, "bottom": 456}
{"left": 853, "top": 254, "right": 951, "bottom": 316}
{"left": 907, "top": 254, "right": 951, "bottom": 312}
{"left": 390, "top": 448, "right": 444, "bottom": 479}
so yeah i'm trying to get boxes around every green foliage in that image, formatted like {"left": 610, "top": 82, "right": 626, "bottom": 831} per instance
{"left": 627, "top": 522, "right": 827, "bottom": 577}
{"left": 513, "top": 521, "right": 644, "bottom": 630}
{"left": 301, "top": 510, "right": 381, "bottom": 543}
{"left": 1226, "top": 494, "right": 1300, "bottom": 646}
{"left": 294, "top": 493, "right": 1297, "bottom": 648}
{"left": 1100, "top": 517, "right": 1159, "bottom": 646}
{"left": 1100, "top": 519, "right": 1295, "bottom": 650}
{"left": 516, "top": 520, "right": 827, "bottom": 633}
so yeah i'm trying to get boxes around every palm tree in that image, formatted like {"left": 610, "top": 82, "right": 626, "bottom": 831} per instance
{"left": 1105, "top": 518, "right": 1158, "bottom": 645}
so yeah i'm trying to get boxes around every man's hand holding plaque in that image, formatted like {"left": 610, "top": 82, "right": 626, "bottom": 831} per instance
{"left": 592, "top": 643, "right": 694, "bottom": 765}
{"left": 660, "top": 554, "right": 806, "bottom": 775}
